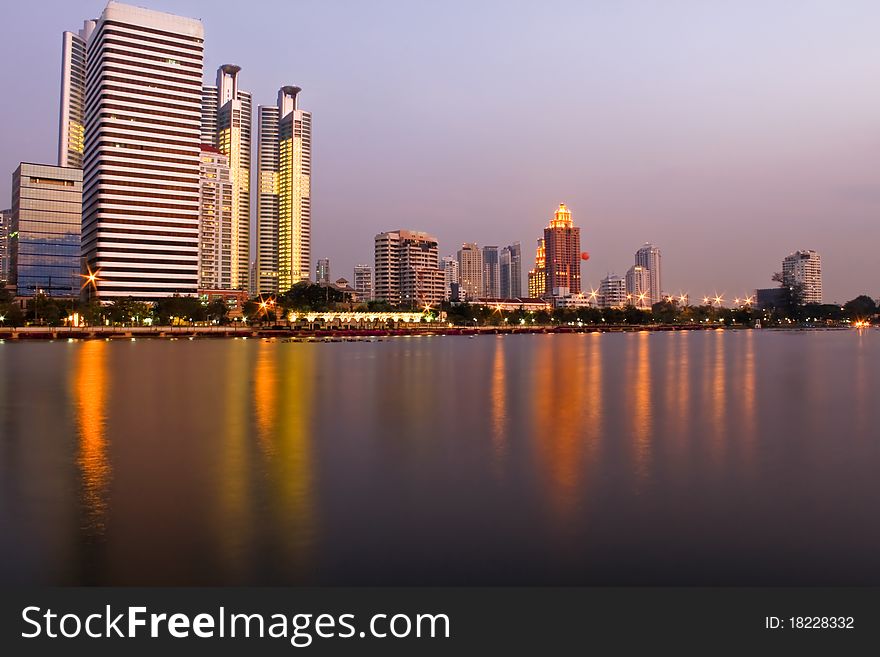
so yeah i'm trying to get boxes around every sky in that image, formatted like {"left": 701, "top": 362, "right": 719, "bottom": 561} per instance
{"left": 1, "top": 0, "right": 879, "bottom": 303}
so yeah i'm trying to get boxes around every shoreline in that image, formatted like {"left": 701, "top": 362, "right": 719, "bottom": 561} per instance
{"left": 0, "top": 324, "right": 860, "bottom": 341}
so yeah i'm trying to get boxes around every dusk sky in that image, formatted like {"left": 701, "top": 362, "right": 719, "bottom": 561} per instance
{"left": 2, "top": 0, "right": 879, "bottom": 302}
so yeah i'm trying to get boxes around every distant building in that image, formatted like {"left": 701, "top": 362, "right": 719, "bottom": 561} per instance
{"left": 0, "top": 209, "right": 10, "bottom": 285}
{"left": 782, "top": 249, "right": 822, "bottom": 304}
{"left": 635, "top": 243, "right": 662, "bottom": 305}
{"left": 755, "top": 287, "right": 787, "bottom": 310}
{"left": 527, "top": 238, "right": 546, "bottom": 298}
{"left": 316, "top": 257, "right": 330, "bottom": 284}
{"left": 10, "top": 163, "right": 83, "bottom": 298}
{"left": 481, "top": 245, "right": 500, "bottom": 299}
{"left": 474, "top": 297, "right": 550, "bottom": 312}
{"left": 598, "top": 273, "right": 627, "bottom": 308}
{"left": 543, "top": 203, "right": 581, "bottom": 297}
{"left": 625, "top": 265, "right": 650, "bottom": 308}
{"left": 198, "top": 288, "right": 249, "bottom": 319}
{"left": 457, "top": 242, "right": 483, "bottom": 300}
{"left": 198, "top": 146, "right": 233, "bottom": 290}
{"left": 440, "top": 255, "right": 459, "bottom": 301}
{"left": 353, "top": 264, "right": 373, "bottom": 302}
{"left": 500, "top": 242, "right": 522, "bottom": 299}
{"left": 374, "top": 230, "right": 444, "bottom": 307}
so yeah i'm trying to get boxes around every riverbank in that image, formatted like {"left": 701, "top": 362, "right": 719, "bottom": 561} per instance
{"left": 0, "top": 323, "right": 861, "bottom": 340}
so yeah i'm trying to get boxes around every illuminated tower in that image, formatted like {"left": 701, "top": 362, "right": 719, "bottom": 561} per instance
{"left": 625, "top": 264, "right": 650, "bottom": 308}
{"left": 457, "top": 243, "right": 483, "bottom": 300}
{"left": 543, "top": 203, "right": 581, "bottom": 297}
{"left": 58, "top": 20, "right": 96, "bottom": 168}
{"left": 527, "top": 238, "right": 546, "bottom": 298}
{"left": 256, "top": 86, "right": 312, "bottom": 293}
{"left": 635, "top": 243, "right": 662, "bottom": 305}
{"left": 198, "top": 146, "right": 233, "bottom": 290}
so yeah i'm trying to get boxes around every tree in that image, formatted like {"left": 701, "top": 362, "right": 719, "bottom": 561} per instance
{"left": 771, "top": 271, "right": 805, "bottom": 319}
{"left": 206, "top": 298, "right": 230, "bottom": 323}
{"left": 843, "top": 295, "right": 877, "bottom": 321}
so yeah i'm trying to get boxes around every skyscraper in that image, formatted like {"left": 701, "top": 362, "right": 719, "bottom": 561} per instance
{"left": 58, "top": 21, "right": 95, "bottom": 168}
{"left": 374, "top": 230, "right": 444, "bottom": 306}
{"left": 198, "top": 146, "right": 233, "bottom": 290}
{"left": 482, "top": 245, "right": 500, "bottom": 299}
{"left": 635, "top": 243, "right": 662, "bottom": 306}
{"left": 543, "top": 203, "right": 581, "bottom": 297}
{"left": 10, "top": 163, "right": 83, "bottom": 298}
{"left": 457, "top": 243, "right": 482, "bottom": 300}
{"left": 256, "top": 86, "right": 312, "bottom": 293}
{"left": 527, "top": 238, "right": 546, "bottom": 298}
{"left": 81, "top": 2, "right": 205, "bottom": 300}
{"left": 500, "top": 242, "right": 522, "bottom": 298}
{"left": 353, "top": 264, "right": 373, "bottom": 302}
{"left": 316, "top": 258, "right": 330, "bottom": 284}
{"left": 782, "top": 249, "right": 822, "bottom": 304}
{"left": 625, "top": 264, "right": 650, "bottom": 308}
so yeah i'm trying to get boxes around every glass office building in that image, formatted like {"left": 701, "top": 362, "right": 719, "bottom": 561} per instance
{"left": 10, "top": 163, "right": 83, "bottom": 297}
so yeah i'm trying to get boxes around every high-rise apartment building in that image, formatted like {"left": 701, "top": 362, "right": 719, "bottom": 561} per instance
{"left": 543, "top": 203, "right": 581, "bottom": 297}
{"left": 256, "top": 86, "right": 312, "bottom": 294}
{"left": 198, "top": 146, "right": 233, "bottom": 290}
{"left": 316, "top": 257, "right": 330, "bottom": 284}
{"left": 201, "top": 65, "right": 252, "bottom": 290}
{"left": 500, "top": 242, "right": 522, "bottom": 298}
{"left": 80, "top": 2, "right": 204, "bottom": 300}
{"left": 440, "top": 255, "right": 459, "bottom": 301}
{"left": 58, "top": 21, "right": 95, "bottom": 168}
{"left": 9, "top": 163, "right": 83, "bottom": 298}
{"left": 599, "top": 273, "right": 627, "bottom": 308}
{"left": 0, "top": 209, "right": 12, "bottom": 285}
{"left": 457, "top": 242, "right": 482, "bottom": 300}
{"left": 635, "top": 243, "right": 662, "bottom": 306}
{"left": 625, "top": 264, "right": 650, "bottom": 308}
{"left": 374, "top": 230, "right": 444, "bottom": 306}
{"left": 782, "top": 249, "right": 822, "bottom": 304}
{"left": 481, "top": 245, "right": 500, "bottom": 299}
{"left": 527, "top": 238, "right": 546, "bottom": 298}
{"left": 353, "top": 264, "right": 373, "bottom": 302}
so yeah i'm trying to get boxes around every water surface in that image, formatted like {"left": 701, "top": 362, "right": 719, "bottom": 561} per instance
{"left": 0, "top": 330, "right": 877, "bottom": 585}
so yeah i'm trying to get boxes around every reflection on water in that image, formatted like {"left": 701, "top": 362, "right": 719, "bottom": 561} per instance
{"left": 1, "top": 331, "right": 879, "bottom": 585}
{"left": 73, "top": 340, "right": 111, "bottom": 534}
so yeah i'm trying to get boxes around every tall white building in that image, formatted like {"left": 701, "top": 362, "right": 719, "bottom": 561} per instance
{"left": 500, "top": 242, "right": 522, "bottom": 298}
{"left": 635, "top": 243, "right": 662, "bottom": 306}
{"left": 58, "top": 21, "right": 96, "bottom": 168}
{"left": 201, "top": 65, "right": 252, "bottom": 290}
{"left": 256, "top": 86, "right": 311, "bottom": 294}
{"left": 80, "top": 2, "right": 204, "bottom": 300}
{"left": 625, "top": 265, "right": 650, "bottom": 308}
{"left": 440, "top": 255, "right": 459, "bottom": 300}
{"left": 783, "top": 249, "right": 822, "bottom": 304}
{"left": 353, "top": 264, "right": 373, "bottom": 302}
{"left": 198, "top": 146, "right": 233, "bottom": 290}
{"left": 599, "top": 273, "right": 627, "bottom": 309}
{"left": 374, "top": 230, "right": 444, "bottom": 306}
{"left": 457, "top": 242, "right": 483, "bottom": 300}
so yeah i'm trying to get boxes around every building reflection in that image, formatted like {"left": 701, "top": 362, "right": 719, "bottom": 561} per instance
{"left": 711, "top": 330, "right": 727, "bottom": 463}
{"left": 740, "top": 331, "right": 756, "bottom": 462}
{"left": 629, "top": 332, "right": 652, "bottom": 488}
{"left": 73, "top": 339, "right": 111, "bottom": 534}
{"left": 490, "top": 337, "right": 508, "bottom": 464}
{"left": 254, "top": 340, "right": 279, "bottom": 456}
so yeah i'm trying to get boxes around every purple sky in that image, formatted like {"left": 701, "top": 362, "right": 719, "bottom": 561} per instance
{"left": 2, "top": 0, "right": 879, "bottom": 302}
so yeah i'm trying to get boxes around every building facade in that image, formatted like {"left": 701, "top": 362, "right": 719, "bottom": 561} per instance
{"left": 598, "top": 273, "right": 627, "bottom": 309}
{"left": 635, "top": 243, "right": 662, "bottom": 306}
{"left": 9, "top": 163, "right": 83, "bottom": 298}
{"left": 481, "top": 245, "right": 500, "bottom": 299}
{"left": 500, "top": 241, "right": 522, "bottom": 299}
{"left": 527, "top": 238, "right": 546, "bottom": 299}
{"left": 543, "top": 203, "right": 581, "bottom": 297}
{"left": 625, "top": 264, "right": 650, "bottom": 308}
{"left": 256, "top": 86, "right": 312, "bottom": 294}
{"left": 353, "top": 264, "right": 373, "bottom": 302}
{"left": 198, "top": 146, "right": 233, "bottom": 290}
{"left": 58, "top": 21, "right": 95, "bottom": 168}
{"left": 374, "top": 230, "right": 444, "bottom": 307}
{"left": 440, "top": 255, "right": 459, "bottom": 301}
{"left": 80, "top": 2, "right": 205, "bottom": 300}
{"left": 782, "top": 249, "right": 822, "bottom": 304}
{"left": 457, "top": 242, "right": 482, "bottom": 300}
{"left": 0, "top": 209, "right": 10, "bottom": 286}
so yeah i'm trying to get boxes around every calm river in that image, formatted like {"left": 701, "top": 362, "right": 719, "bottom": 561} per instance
{"left": 0, "top": 330, "right": 877, "bottom": 585}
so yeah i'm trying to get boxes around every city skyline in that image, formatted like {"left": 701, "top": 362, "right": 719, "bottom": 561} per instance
{"left": 1, "top": 1, "right": 879, "bottom": 302}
